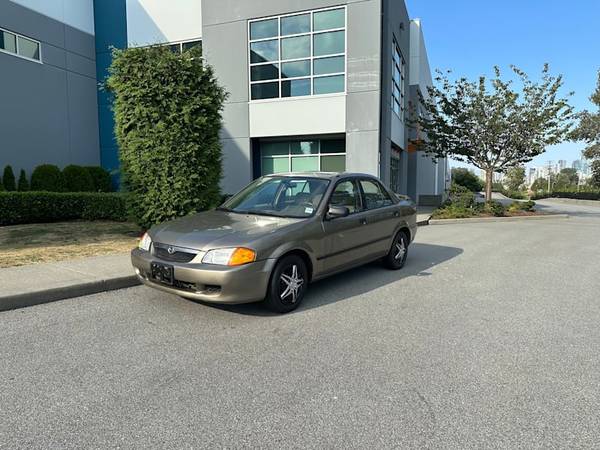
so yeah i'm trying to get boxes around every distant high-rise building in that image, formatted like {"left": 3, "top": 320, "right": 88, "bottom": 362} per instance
{"left": 558, "top": 160, "right": 567, "bottom": 172}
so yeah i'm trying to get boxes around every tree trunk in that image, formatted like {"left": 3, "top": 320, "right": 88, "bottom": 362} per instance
{"left": 485, "top": 169, "right": 493, "bottom": 203}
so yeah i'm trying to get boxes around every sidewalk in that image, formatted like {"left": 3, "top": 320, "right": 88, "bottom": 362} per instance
{"left": 0, "top": 254, "right": 139, "bottom": 312}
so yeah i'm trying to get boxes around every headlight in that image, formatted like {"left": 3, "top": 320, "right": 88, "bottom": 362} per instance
{"left": 202, "top": 247, "right": 256, "bottom": 266}
{"left": 138, "top": 232, "right": 152, "bottom": 252}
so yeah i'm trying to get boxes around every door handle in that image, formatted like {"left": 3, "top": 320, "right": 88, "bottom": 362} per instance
{"left": 393, "top": 211, "right": 400, "bottom": 217}
{"left": 359, "top": 218, "right": 368, "bottom": 225}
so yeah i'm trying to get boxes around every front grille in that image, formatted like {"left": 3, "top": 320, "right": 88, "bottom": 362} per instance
{"left": 153, "top": 243, "right": 197, "bottom": 263}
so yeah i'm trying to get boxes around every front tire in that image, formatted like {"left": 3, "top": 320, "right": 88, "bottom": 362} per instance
{"left": 383, "top": 230, "right": 409, "bottom": 270}
{"left": 264, "top": 255, "right": 308, "bottom": 313}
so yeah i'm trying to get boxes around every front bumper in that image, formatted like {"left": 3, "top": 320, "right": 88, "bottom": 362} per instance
{"left": 131, "top": 248, "right": 276, "bottom": 304}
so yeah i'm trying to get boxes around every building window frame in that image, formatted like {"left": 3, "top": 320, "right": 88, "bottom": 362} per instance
{"left": 391, "top": 35, "right": 405, "bottom": 121}
{"left": 0, "top": 26, "right": 42, "bottom": 63}
{"left": 248, "top": 5, "right": 347, "bottom": 102}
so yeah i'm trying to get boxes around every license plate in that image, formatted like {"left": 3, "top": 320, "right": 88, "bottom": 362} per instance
{"left": 151, "top": 262, "right": 174, "bottom": 286}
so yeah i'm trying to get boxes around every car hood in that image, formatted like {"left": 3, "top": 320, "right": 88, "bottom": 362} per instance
{"left": 151, "top": 210, "right": 298, "bottom": 250}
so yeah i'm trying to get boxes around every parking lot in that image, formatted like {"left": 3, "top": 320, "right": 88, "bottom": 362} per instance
{"left": 1, "top": 205, "right": 599, "bottom": 448}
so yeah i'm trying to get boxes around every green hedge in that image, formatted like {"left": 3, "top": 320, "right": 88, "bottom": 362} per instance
{"left": 0, "top": 192, "right": 128, "bottom": 225}
{"left": 532, "top": 191, "right": 600, "bottom": 201}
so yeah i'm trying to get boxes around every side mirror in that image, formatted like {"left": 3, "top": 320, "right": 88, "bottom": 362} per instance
{"left": 326, "top": 205, "right": 350, "bottom": 220}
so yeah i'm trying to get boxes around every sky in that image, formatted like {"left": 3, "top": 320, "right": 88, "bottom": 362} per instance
{"left": 405, "top": 0, "right": 600, "bottom": 171}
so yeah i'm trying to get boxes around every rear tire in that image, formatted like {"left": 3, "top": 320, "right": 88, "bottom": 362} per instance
{"left": 383, "top": 230, "right": 409, "bottom": 270}
{"left": 264, "top": 255, "right": 308, "bottom": 313}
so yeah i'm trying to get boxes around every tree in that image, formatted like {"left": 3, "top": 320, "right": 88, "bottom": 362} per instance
{"left": 572, "top": 70, "right": 600, "bottom": 161}
{"left": 30, "top": 164, "right": 66, "bottom": 192}
{"left": 3, "top": 165, "right": 16, "bottom": 191}
{"left": 590, "top": 160, "right": 600, "bottom": 188}
{"left": 504, "top": 166, "right": 526, "bottom": 192}
{"left": 17, "top": 169, "right": 30, "bottom": 191}
{"left": 531, "top": 177, "right": 548, "bottom": 192}
{"left": 63, "top": 165, "right": 94, "bottom": 192}
{"left": 554, "top": 168, "right": 579, "bottom": 189}
{"left": 415, "top": 65, "right": 575, "bottom": 202}
{"left": 107, "top": 46, "right": 227, "bottom": 228}
{"left": 451, "top": 167, "right": 484, "bottom": 192}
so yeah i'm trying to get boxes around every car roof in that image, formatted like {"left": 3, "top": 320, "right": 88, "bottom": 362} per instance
{"left": 264, "top": 172, "right": 378, "bottom": 181}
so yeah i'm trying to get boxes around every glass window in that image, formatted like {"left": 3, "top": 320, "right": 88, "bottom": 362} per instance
{"left": 314, "top": 56, "right": 344, "bottom": 75}
{"left": 18, "top": 36, "right": 40, "bottom": 60}
{"left": 249, "top": 7, "right": 346, "bottom": 100}
{"left": 182, "top": 40, "right": 202, "bottom": 52}
{"left": 321, "top": 139, "right": 345, "bottom": 154}
{"left": 360, "top": 180, "right": 394, "bottom": 210}
{"left": 250, "top": 19, "right": 278, "bottom": 40}
{"left": 314, "top": 75, "right": 344, "bottom": 94}
{"left": 250, "top": 40, "right": 278, "bottom": 63}
{"left": 313, "top": 8, "right": 345, "bottom": 32}
{"left": 262, "top": 142, "right": 289, "bottom": 156}
{"left": 291, "top": 141, "right": 319, "bottom": 155}
{"left": 313, "top": 31, "right": 345, "bottom": 56}
{"left": 251, "top": 82, "right": 279, "bottom": 100}
{"left": 390, "top": 156, "right": 400, "bottom": 193}
{"left": 0, "top": 30, "right": 17, "bottom": 53}
{"left": 292, "top": 156, "right": 319, "bottom": 172}
{"left": 330, "top": 180, "right": 360, "bottom": 214}
{"left": 281, "top": 60, "right": 310, "bottom": 78}
{"left": 321, "top": 155, "right": 345, "bottom": 172}
{"left": 262, "top": 158, "right": 289, "bottom": 175}
{"left": 281, "top": 35, "right": 310, "bottom": 60}
{"left": 281, "top": 14, "right": 310, "bottom": 36}
{"left": 391, "top": 36, "right": 405, "bottom": 119}
{"left": 251, "top": 63, "right": 279, "bottom": 81}
{"left": 282, "top": 78, "right": 311, "bottom": 97}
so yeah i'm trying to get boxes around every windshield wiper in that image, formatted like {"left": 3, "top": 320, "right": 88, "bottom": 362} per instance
{"left": 234, "top": 210, "right": 281, "bottom": 218}
{"left": 216, "top": 206, "right": 232, "bottom": 212}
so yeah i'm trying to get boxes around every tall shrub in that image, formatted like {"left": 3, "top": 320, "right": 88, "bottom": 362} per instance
{"left": 3, "top": 165, "right": 16, "bottom": 191}
{"left": 63, "top": 165, "right": 94, "bottom": 192}
{"left": 31, "top": 164, "right": 66, "bottom": 192}
{"left": 18, "top": 169, "right": 30, "bottom": 191}
{"left": 85, "top": 166, "right": 113, "bottom": 192}
{"left": 106, "top": 46, "right": 227, "bottom": 228}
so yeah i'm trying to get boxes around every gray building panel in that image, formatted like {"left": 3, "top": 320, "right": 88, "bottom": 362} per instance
{"left": 0, "top": 1, "right": 100, "bottom": 175}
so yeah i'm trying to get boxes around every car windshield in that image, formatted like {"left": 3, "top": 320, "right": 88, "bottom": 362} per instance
{"left": 220, "top": 176, "right": 330, "bottom": 218}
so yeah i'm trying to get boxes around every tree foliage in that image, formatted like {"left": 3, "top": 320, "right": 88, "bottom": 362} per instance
{"left": 504, "top": 166, "right": 526, "bottom": 192}
{"left": 30, "top": 165, "right": 66, "bottom": 192}
{"left": 451, "top": 168, "right": 484, "bottom": 192}
{"left": 572, "top": 70, "right": 600, "bottom": 160}
{"left": 106, "top": 46, "right": 227, "bottom": 228}
{"left": 18, "top": 170, "right": 30, "bottom": 191}
{"left": 3, "top": 166, "right": 16, "bottom": 191}
{"left": 554, "top": 168, "right": 579, "bottom": 189}
{"left": 63, "top": 165, "right": 95, "bottom": 192}
{"left": 531, "top": 178, "right": 548, "bottom": 192}
{"left": 415, "top": 65, "right": 575, "bottom": 201}
{"left": 590, "top": 160, "right": 600, "bottom": 187}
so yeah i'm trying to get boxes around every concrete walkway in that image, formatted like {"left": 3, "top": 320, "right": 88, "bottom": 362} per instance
{"left": 0, "top": 254, "right": 139, "bottom": 312}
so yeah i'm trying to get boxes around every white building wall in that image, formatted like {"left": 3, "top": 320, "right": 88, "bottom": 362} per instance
{"left": 126, "top": 0, "right": 202, "bottom": 46}
{"left": 8, "top": 0, "right": 95, "bottom": 34}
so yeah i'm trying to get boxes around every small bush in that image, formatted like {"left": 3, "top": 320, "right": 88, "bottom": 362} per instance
{"left": 85, "top": 166, "right": 113, "bottom": 192}
{"left": 477, "top": 200, "right": 506, "bottom": 217}
{"left": 3, "top": 165, "right": 16, "bottom": 191}
{"left": 505, "top": 190, "right": 526, "bottom": 200}
{"left": 432, "top": 204, "right": 476, "bottom": 219}
{"left": 63, "top": 165, "right": 95, "bottom": 192}
{"left": 30, "top": 164, "right": 66, "bottom": 192}
{"left": 0, "top": 192, "right": 128, "bottom": 225}
{"left": 448, "top": 183, "right": 476, "bottom": 208}
{"left": 508, "top": 200, "right": 536, "bottom": 213}
{"left": 17, "top": 170, "right": 30, "bottom": 191}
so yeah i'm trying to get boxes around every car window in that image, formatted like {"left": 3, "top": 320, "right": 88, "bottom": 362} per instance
{"left": 222, "top": 177, "right": 329, "bottom": 218}
{"left": 359, "top": 180, "right": 394, "bottom": 210}
{"left": 329, "top": 180, "right": 361, "bottom": 214}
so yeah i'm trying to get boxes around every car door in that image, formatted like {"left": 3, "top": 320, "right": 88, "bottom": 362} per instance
{"left": 320, "top": 178, "right": 382, "bottom": 275}
{"left": 357, "top": 178, "right": 399, "bottom": 256}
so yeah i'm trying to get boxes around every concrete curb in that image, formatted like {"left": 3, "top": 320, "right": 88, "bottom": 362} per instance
{"left": 429, "top": 214, "right": 570, "bottom": 225}
{"left": 417, "top": 219, "right": 430, "bottom": 227}
{"left": 0, "top": 275, "right": 140, "bottom": 313}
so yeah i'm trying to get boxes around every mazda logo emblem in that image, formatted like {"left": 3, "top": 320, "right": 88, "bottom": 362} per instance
{"left": 167, "top": 246, "right": 175, "bottom": 255}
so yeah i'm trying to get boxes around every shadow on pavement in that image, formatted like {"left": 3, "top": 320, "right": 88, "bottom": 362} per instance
{"left": 203, "top": 243, "right": 463, "bottom": 317}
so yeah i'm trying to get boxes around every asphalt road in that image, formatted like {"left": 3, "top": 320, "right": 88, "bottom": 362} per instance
{"left": 1, "top": 209, "right": 599, "bottom": 449}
